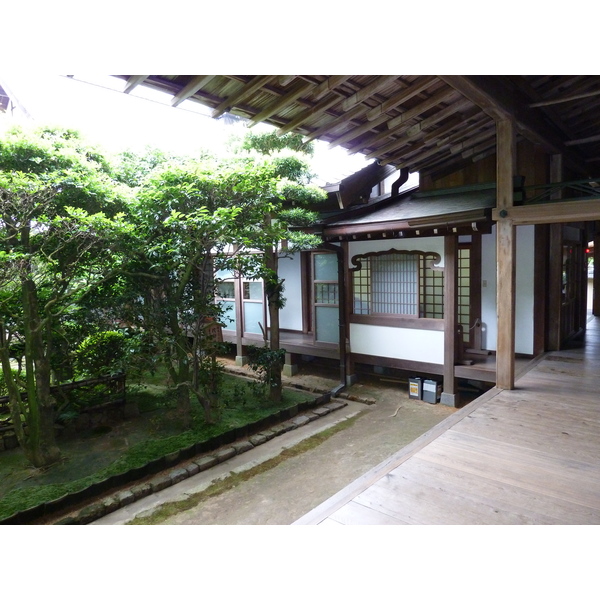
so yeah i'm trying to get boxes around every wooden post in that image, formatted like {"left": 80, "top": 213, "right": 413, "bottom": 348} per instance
{"left": 495, "top": 118, "right": 516, "bottom": 390}
{"left": 594, "top": 228, "right": 600, "bottom": 316}
{"left": 547, "top": 155, "right": 564, "bottom": 350}
{"left": 234, "top": 275, "right": 247, "bottom": 366}
{"left": 441, "top": 235, "right": 458, "bottom": 406}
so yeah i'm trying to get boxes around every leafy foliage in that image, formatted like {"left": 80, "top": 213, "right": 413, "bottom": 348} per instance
{"left": 74, "top": 331, "right": 127, "bottom": 378}
{"left": 240, "top": 131, "right": 313, "bottom": 156}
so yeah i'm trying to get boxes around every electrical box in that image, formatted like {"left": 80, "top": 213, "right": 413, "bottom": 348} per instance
{"left": 408, "top": 377, "right": 422, "bottom": 400}
{"left": 422, "top": 379, "right": 442, "bottom": 404}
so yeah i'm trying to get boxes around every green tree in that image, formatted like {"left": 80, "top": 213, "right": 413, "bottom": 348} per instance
{"left": 118, "top": 160, "right": 254, "bottom": 427}
{"left": 0, "top": 126, "right": 130, "bottom": 467}
{"left": 231, "top": 133, "right": 327, "bottom": 402}
{"left": 110, "top": 146, "right": 189, "bottom": 188}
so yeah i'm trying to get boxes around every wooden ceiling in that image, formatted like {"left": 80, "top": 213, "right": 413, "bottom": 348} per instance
{"left": 114, "top": 75, "right": 600, "bottom": 180}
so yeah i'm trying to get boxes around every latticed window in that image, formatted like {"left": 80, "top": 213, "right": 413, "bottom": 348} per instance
{"left": 351, "top": 250, "right": 443, "bottom": 318}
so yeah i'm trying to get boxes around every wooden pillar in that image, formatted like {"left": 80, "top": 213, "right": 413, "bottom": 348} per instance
{"left": 594, "top": 228, "right": 600, "bottom": 316}
{"left": 495, "top": 118, "right": 517, "bottom": 390}
{"left": 441, "top": 235, "right": 458, "bottom": 406}
{"left": 234, "top": 275, "right": 248, "bottom": 366}
{"left": 547, "top": 155, "right": 564, "bottom": 350}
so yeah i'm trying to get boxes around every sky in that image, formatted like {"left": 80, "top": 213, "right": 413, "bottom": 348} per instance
{"left": 0, "top": 74, "right": 370, "bottom": 185}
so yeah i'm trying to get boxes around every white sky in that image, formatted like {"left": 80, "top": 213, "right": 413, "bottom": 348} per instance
{"left": 0, "top": 74, "right": 370, "bottom": 185}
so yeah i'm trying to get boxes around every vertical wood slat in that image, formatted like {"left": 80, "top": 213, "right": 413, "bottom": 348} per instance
{"left": 442, "top": 235, "right": 458, "bottom": 405}
{"left": 496, "top": 118, "right": 516, "bottom": 390}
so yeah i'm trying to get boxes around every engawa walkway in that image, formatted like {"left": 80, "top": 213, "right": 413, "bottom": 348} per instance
{"left": 295, "top": 316, "right": 600, "bottom": 525}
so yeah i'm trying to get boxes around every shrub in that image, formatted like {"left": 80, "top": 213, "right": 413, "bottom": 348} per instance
{"left": 74, "top": 331, "right": 127, "bottom": 378}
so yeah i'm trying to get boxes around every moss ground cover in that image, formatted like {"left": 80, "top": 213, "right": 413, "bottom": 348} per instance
{"left": 0, "top": 371, "right": 313, "bottom": 522}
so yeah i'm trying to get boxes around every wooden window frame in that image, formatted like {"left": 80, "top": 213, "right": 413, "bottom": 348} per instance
{"left": 349, "top": 249, "right": 444, "bottom": 325}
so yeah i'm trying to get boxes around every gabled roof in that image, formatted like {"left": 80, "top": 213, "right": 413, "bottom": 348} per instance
{"left": 320, "top": 182, "right": 502, "bottom": 241}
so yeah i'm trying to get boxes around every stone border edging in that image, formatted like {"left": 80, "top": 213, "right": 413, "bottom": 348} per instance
{"left": 53, "top": 399, "right": 348, "bottom": 525}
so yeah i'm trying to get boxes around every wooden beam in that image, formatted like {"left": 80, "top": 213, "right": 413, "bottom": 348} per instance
{"left": 366, "top": 76, "right": 437, "bottom": 121}
{"left": 171, "top": 75, "right": 215, "bottom": 107}
{"left": 386, "top": 88, "right": 458, "bottom": 130}
{"left": 124, "top": 75, "right": 148, "bottom": 94}
{"left": 278, "top": 93, "right": 342, "bottom": 135}
{"left": 529, "top": 88, "right": 600, "bottom": 108}
{"left": 492, "top": 198, "right": 600, "bottom": 225}
{"left": 312, "top": 75, "right": 352, "bottom": 101}
{"left": 316, "top": 105, "right": 379, "bottom": 146}
{"left": 496, "top": 118, "right": 516, "bottom": 390}
{"left": 249, "top": 79, "right": 315, "bottom": 126}
{"left": 373, "top": 99, "right": 472, "bottom": 162}
{"left": 341, "top": 75, "right": 399, "bottom": 111}
{"left": 305, "top": 103, "right": 370, "bottom": 144}
{"left": 439, "top": 75, "right": 574, "bottom": 158}
{"left": 565, "top": 133, "right": 600, "bottom": 146}
{"left": 211, "top": 75, "right": 277, "bottom": 118}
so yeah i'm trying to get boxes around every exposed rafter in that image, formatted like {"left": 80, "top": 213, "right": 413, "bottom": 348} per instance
{"left": 123, "top": 75, "right": 148, "bottom": 94}
{"left": 211, "top": 75, "right": 277, "bottom": 119}
{"left": 110, "top": 75, "right": 600, "bottom": 179}
{"left": 171, "top": 76, "right": 215, "bottom": 107}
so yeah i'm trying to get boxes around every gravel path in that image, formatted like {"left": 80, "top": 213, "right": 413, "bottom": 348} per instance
{"left": 150, "top": 375, "right": 455, "bottom": 525}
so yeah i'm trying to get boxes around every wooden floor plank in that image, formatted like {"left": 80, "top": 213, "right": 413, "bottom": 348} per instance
{"left": 380, "top": 456, "right": 600, "bottom": 524}
{"left": 417, "top": 431, "right": 600, "bottom": 509}
{"left": 295, "top": 316, "right": 600, "bottom": 525}
{"left": 326, "top": 500, "right": 410, "bottom": 525}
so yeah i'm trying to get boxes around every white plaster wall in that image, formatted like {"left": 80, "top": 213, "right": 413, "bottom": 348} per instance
{"left": 347, "top": 237, "right": 445, "bottom": 365}
{"left": 481, "top": 225, "right": 535, "bottom": 354}
{"left": 348, "top": 237, "right": 445, "bottom": 267}
{"left": 350, "top": 324, "right": 445, "bottom": 364}
{"left": 278, "top": 253, "right": 303, "bottom": 331}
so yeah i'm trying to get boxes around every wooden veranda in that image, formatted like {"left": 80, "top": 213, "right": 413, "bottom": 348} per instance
{"left": 294, "top": 315, "right": 600, "bottom": 525}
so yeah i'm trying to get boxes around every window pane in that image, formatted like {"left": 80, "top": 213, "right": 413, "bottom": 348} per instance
{"left": 314, "top": 253, "right": 338, "bottom": 281}
{"left": 220, "top": 301, "right": 236, "bottom": 330}
{"left": 315, "top": 306, "right": 339, "bottom": 343}
{"left": 371, "top": 254, "right": 418, "bottom": 315}
{"left": 243, "top": 302, "right": 263, "bottom": 334}
{"left": 316, "top": 282, "right": 339, "bottom": 304}
{"left": 217, "top": 282, "right": 235, "bottom": 299}
{"left": 352, "top": 251, "right": 444, "bottom": 318}
{"left": 243, "top": 281, "right": 262, "bottom": 300}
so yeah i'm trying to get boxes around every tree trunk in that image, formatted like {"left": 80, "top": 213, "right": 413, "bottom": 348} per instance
{"left": 0, "top": 324, "right": 28, "bottom": 450}
{"left": 166, "top": 352, "right": 192, "bottom": 430}
{"left": 22, "top": 279, "right": 61, "bottom": 468}
{"left": 265, "top": 249, "right": 283, "bottom": 403}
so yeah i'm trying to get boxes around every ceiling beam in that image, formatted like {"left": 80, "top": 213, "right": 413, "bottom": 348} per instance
{"left": 124, "top": 75, "right": 148, "bottom": 94}
{"left": 211, "top": 75, "right": 277, "bottom": 118}
{"left": 249, "top": 79, "right": 315, "bottom": 126}
{"left": 171, "top": 75, "right": 215, "bottom": 107}
{"left": 340, "top": 75, "right": 399, "bottom": 111}
{"left": 438, "top": 75, "right": 574, "bottom": 156}
{"left": 370, "top": 98, "right": 472, "bottom": 160}
{"left": 305, "top": 104, "right": 370, "bottom": 144}
{"left": 529, "top": 87, "right": 600, "bottom": 107}
{"left": 386, "top": 88, "right": 458, "bottom": 130}
{"left": 565, "top": 133, "right": 600, "bottom": 146}
{"left": 366, "top": 76, "right": 437, "bottom": 121}
{"left": 312, "top": 75, "right": 353, "bottom": 101}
